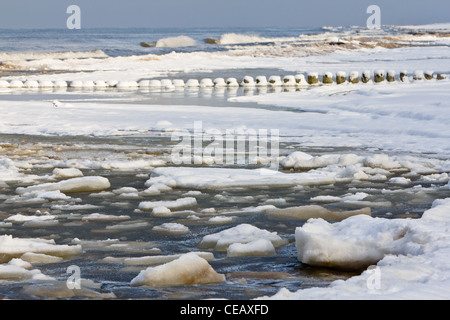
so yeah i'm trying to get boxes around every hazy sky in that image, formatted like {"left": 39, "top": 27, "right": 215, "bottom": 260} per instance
{"left": 0, "top": 0, "right": 449, "bottom": 29}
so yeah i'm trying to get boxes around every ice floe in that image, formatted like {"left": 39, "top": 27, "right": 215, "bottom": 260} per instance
{"left": 130, "top": 252, "right": 225, "bottom": 287}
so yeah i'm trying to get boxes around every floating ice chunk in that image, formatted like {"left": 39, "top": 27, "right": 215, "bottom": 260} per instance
{"left": 139, "top": 197, "right": 197, "bottom": 211}
{"left": 52, "top": 168, "right": 83, "bottom": 179}
{"left": 199, "top": 223, "right": 287, "bottom": 251}
{"left": 16, "top": 176, "right": 111, "bottom": 195}
{"left": 363, "top": 154, "right": 401, "bottom": 170}
{"left": 130, "top": 252, "right": 225, "bottom": 287}
{"left": 227, "top": 239, "right": 276, "bottom": 257}
{"left": 21, "top": 252, "right": 64, "bottom": 264}
{"left": 35, "top": 190, "right": 72, "bottom": 201}
{"left": 0, "top": 263, "right": 36, "bottom": 280}
{"left": 152, "top": 223, "right": 189, "bottom": 235}
{"left": 124, "top": 252, "right": 214, "bottom": 266}
{"left": 295, "top": 214, "right": 420, "bottom": 270}
{"left": 81, "top": 213, "right": 130, "bottom": 222}
{"left": 0, "top": 235, "right": 82, "bottom": 263}
{"left": 310, "top": 195, "right": 342, "bottom": 203}
{"left": 208, "top": 216, "right": 233, "bottom": 224}
{"left": 146, "top": 166, "right": 341, "bottom": 190}
{"left": 112, "top": 187, "right": 138, "bottom": 194}
{"left": 266, "top": 205, "right": 371, "bottom": 220}
{"left": 389, "top": 177, "right": 412, "bottom": 185}
{"left": 5, "top": 213, "right": 57, "bottom": 223}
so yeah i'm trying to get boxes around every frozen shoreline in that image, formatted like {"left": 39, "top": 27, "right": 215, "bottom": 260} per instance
{"left": 0, "top": 25, "right": 450, "bottom": 300}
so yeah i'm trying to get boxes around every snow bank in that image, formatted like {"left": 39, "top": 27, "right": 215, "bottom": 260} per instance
{"left": 130, "top": 252, "right": 225, "bottom": 287}
{"left": 16, "top": 176, "right": 111, "bottom": 195}
{"left": 261, "top": 197, "right": 450, "bottom": 299}
{"left": 199, "top": 224, "right": 287, "bottom": 252}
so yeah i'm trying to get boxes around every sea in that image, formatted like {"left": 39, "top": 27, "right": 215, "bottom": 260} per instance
{"left": 0, "top": 26, "right": 399, "bottom": 57}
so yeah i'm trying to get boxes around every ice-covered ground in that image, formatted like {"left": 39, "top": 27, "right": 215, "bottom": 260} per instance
{"left": 0, "top": 25, "right": 450, "bottom": 300}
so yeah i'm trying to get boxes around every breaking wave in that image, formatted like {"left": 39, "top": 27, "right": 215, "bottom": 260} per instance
{"left": 155, "top": 35, "right": 197, "bottom": 48}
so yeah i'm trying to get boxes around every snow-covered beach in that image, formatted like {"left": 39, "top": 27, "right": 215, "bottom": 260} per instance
{"left": 0, "top": 24, "right": 449, "bottom": 300}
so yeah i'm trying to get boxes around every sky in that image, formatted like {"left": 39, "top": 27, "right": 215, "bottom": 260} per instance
{"left": 0, "top": 0, "right": 449, "bottom": 29}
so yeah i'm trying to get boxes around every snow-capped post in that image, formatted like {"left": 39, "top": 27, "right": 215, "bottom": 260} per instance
{"left": 295, "top": 74, "right": 306, "bottom": 86}
{"left": 307, "top": 72, "right": 319, "bottom": 85}
{"left": 268, "top": 76, "right": 282, "bottom": 86}
{"left": 66, "top": 5, "right": 81, "bottom": 30}
{"left": 413, "top": 70, "right": 424, "bottom": 81}
{"left": 336, "top": 71, "right": 346, "bottom": 84}
{"left": 424, "top": 71, "right": 434, "bottom": 80}
{"left": 349, "top": 71, "right": 359, "bottom": 84}
{"left": 362, "top": 70, "right": 371, "bottom": 83}
{"left": 255, "top": 76, "right": 268, "bottom": 87}
{"left": 400, "top": 71, "right": 408, "bottom": 82}
{"left": 387, "top": 70, "right": 396, "bottom": 82}
{"left": 322, "top": 72, "right": 333, "bottom": 84}
{"left": 366, "top": 5, "right": 381, "bottom": 30}
{"left": 374, "top": 70, "right": 385, "bottom": 83}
